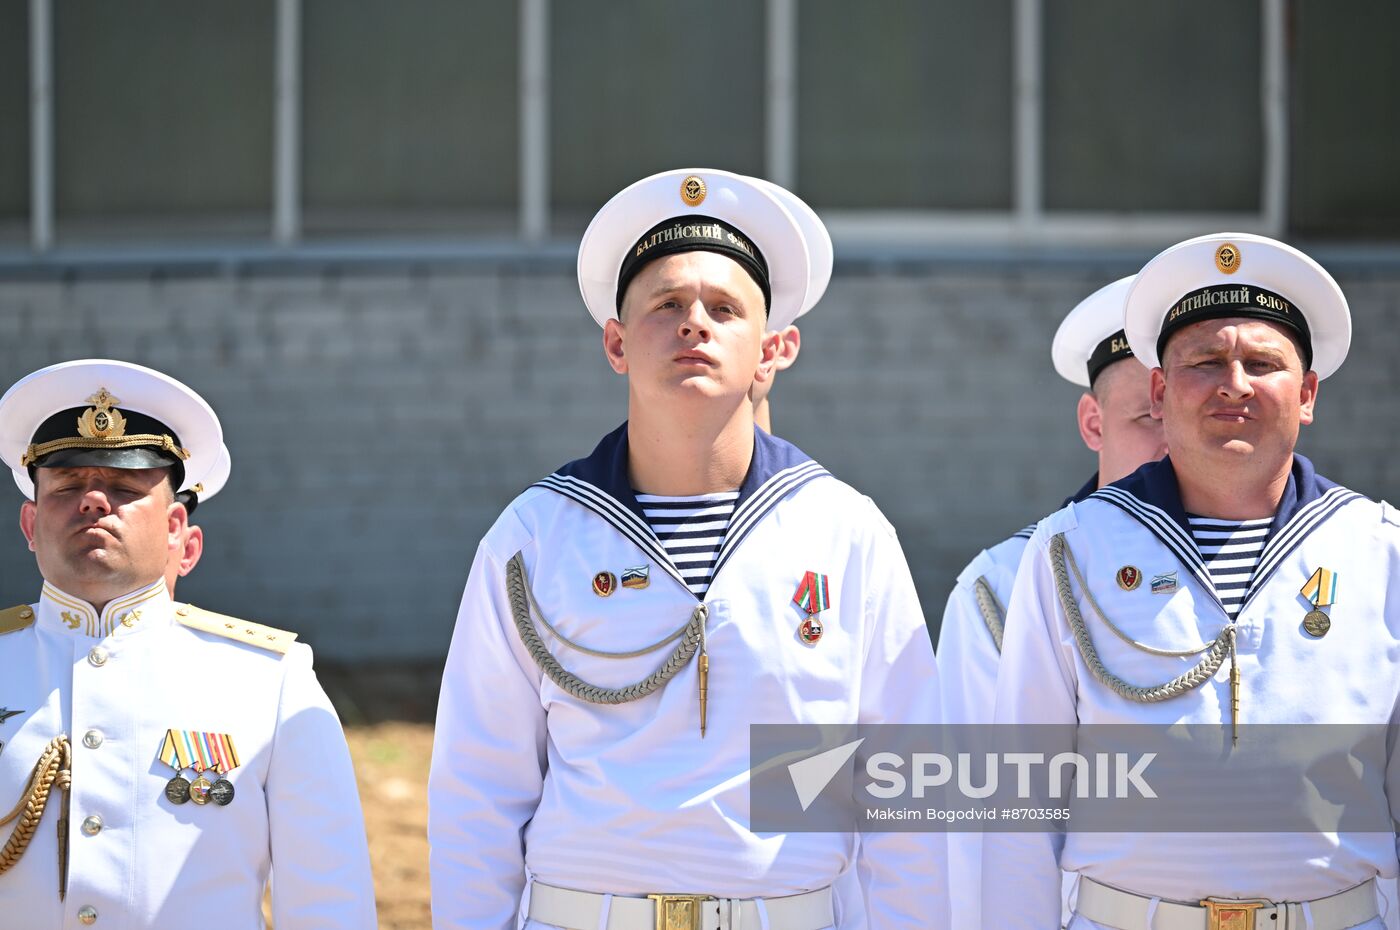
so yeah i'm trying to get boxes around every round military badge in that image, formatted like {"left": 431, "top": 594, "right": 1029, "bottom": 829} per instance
{"left": 1215, "top": 242, "right": 1241, "bottom": 275}
{"left": 592, "top": 571, "right": 617, "bottom": 597}
{"left": 798, "top": 616, "right": 824, "bottom": 645}
{"left": 1116, "top": 566, "right": 1142, "bottom": 591}
{"left": 680, "top": 175, "right": 707, "bottom": 207}
{"left": 165, "top": 775, "right": 192, "bottom": 805}
{"left": 1303, "top": 609, "right": 1331, "bottom": 638}
{"left": 210, "top": 777, "right": 236, "bottom": 806}
{"left": 189, "top": 775, "right": 213, "bottom": 805}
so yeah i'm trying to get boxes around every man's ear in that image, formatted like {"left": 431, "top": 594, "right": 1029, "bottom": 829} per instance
{"left": 753, "top": 329, "right": 783, "bottom": 384}
{"left": 1076, "top": 392, "right": 1105, "bottom": 453}
{"left": 603, "top": 318, "right": 628, "bottom": 375}
{"left": 1149, "top": 367, "right": 1168, "bottom": 420}
{"left": 166, "top": 500, "right": 190, "bottom": 549}
{"left": 1298, "top": 369, "right": 1320, "bottom": 426}
{"left": 19, "top": 500, "right": 36, "bottom": 552}
{"left": 178, "top": 525, "right": 204, "bottom": 578}
{"left": 773, "top": 325, "right": 801, "bottom": 373}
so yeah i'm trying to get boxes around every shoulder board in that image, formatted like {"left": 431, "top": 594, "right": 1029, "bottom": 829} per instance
{"left": 1382, "top": 501, "right": 1400, "bottom": 527}
{"left": 175, "top": 605, "right": 297, "bottom": 655}
{"left": 0, "top": 604, "right": 35, "bottom": 635}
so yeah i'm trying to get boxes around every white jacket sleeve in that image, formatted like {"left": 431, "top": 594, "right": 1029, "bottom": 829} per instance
{"left": 855, "top": 508, "right": 950, "bottom": 930}
{"left": 981, "top": 530, "right": 1079, "bottom": 930}
{"left": 935, "top": 567, "right": 1002, "bottom": 930}
{"left": 266, "top": 643, "right": 378, "bottom": 929}
{"left": 936, "top": 556, "right": 1004, "bottom": 726}
{"left": 428, "top": 539, "right": 549, "bottom": 929}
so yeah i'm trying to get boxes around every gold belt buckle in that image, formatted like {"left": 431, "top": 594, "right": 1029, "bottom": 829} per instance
{"left": 1199, "top": 898, "right": 1268, "bottom": 930}
{"left": 647, "top": 894, "right": 715, "bottom": 930}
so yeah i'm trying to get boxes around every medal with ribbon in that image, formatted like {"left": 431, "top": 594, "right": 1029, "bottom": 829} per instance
{"left": 792, "top": 571, "right": 832, "bottom": 645}
{"left": 208, "top": 732, "right": 240, "bottom": 806}
{"left": 159, "top": 730, "right": 192, "bottom": 804}
{"left": 181, "top": 730, "right": 215, "bottom": 805}
{"left": 163, "top": 730, "right": 240, "bottom": 806}
{"left": 1300, "top": 567, "right": 1338, "bottom": 637}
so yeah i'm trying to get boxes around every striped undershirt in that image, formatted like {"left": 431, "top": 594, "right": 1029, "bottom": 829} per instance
{"left": 1187, "top": 514, "right": 1272, "bottom": 618}
{"left": 636, "top": 490, "right": 739, "bottom": 597}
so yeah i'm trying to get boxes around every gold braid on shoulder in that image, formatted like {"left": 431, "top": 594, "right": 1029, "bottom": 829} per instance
{"left": 0, "top": 735, "right": 72, "bottom": 900}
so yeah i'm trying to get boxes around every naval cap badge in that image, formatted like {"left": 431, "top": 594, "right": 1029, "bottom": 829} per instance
{"left": 680, "top": 175, "right": 707, "bottom": 207}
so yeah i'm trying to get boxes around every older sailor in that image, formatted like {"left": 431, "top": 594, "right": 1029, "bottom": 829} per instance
{"left": 984, "top": 234, "right": 1396, "bottom": 930}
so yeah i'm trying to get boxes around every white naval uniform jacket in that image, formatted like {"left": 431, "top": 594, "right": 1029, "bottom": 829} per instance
{"left": 936, "top": 475, "right": 1093, "bottom": 930}
{"left": 984, "top": 455, "right": 1400, "bottom": 930}
{"left": 0, "top": 580, "right": 376, "bottom": 929}
{"left": 428, "top": 424, "right": 947, "bottom": 930}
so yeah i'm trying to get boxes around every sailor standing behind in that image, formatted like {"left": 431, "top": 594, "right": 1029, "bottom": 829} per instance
{"left": 428, "top": 169, "right": 947, "bottom": 930}
{"left": 936, "top": 276, "right": 1166, "bottom": 928}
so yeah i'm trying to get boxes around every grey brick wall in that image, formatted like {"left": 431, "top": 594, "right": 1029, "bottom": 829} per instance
{"left": 2, "top": 255, "right": 1396, "bottom": 661}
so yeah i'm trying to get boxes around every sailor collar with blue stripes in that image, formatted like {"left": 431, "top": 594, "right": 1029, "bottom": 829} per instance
{"left": 533, "top": 422, "right": 830, "bottom": 598}
{"left": 1089, "top": 454, "right": 1359, "bottom": 614}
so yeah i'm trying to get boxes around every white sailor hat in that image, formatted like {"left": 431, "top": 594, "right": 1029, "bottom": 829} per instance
{"left": 1052, "top": 276, "right": 1137, "bottom": 388}
{"left": 751, "top": 177, "right": 832, "bottom": 320}
{"left": 1125, "top": 233, "right": 1351, "bottom": 379}
{"left": 577, "top": 168, "right": 818, "bottom": 331}
{"left": 174, "top": 443, "right": 230, "bottom": 514}
{"left": 0, "top": 359, "right": 224, "bottom": 501}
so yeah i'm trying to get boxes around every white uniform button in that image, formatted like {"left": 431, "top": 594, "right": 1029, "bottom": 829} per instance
{"left": 82, "top": 729, "right": 104, "bottom": 749}
{"left": 87, "top": 647, "right": 108, "bottom": 667}
{"left": 77, "top": 905, "right": 98, "bottom": 924}
{"left": 81, "top": 814, "right": 103, "bottom": 836}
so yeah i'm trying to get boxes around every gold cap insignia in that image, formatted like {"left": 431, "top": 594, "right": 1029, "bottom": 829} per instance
{"left": 1215, "top": 242, "right": 1241, "bottom": 275}
{"left": 76, "top": 388, "right": 127, "bottom": 440}
{"left": 680, "top": 175, "right": 707, "bottom": 207}
{"left": 21, "top": 385, "right": 191, "bottom": 467}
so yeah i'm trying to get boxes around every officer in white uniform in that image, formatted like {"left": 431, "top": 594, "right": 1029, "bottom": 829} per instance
{"left": 984, "top": 233, "right": 1397, "bottom": 930}
{"left": 428, "top": 169, "right": 946, "bottom": 930}
{"left": 0, "top": 360, "right": 377, "bottom": 928}
{"left": 936, "top": 277, "right": 1166, "bottom": 927}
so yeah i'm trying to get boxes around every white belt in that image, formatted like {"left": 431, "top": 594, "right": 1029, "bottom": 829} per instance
{"left": 1076, "top": 876, "right": 1379, "bottom": 930}
{"left": 527, "top": 881, "right": 834, "bottom": 930}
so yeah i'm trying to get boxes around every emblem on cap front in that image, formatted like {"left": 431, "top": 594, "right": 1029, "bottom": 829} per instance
{"left": 77, "top": 388, "right": 127, "bottom": 439}
{"left": 1215, "top": 242, "right": 1241, "bottom": 275}
{"left": 680, "top": 175, "right": 707, "bottom": 207}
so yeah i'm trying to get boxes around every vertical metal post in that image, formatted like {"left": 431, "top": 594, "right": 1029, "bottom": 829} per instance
{"left": 29, "top": 0, "right": 53, "bottom": 251}
{"left": 1260, "top": 0, "right": 1288, "bottom": 236}
{"left": 1013, "top": 0, "right": 1042, "bottom": 230}
{"left": 765, "top": 0, "right": 796, "bottom": 188}
{"left": 274, "top": 0, "right": 301, "bottom": 244}
{"left": 520, "top": 0, "right": 548, "bottom": 242}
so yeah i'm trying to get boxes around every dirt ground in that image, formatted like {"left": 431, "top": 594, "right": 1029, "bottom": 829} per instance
{"left": 264, "top": 721, "right": 435, "bottom": 929}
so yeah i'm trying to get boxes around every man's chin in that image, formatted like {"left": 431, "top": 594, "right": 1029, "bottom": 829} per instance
{"left": 65, "top": 549, "right": 126, "bottom": 577}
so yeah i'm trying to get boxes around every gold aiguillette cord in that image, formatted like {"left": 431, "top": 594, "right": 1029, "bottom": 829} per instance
{"left": 0, "top": 734, "right": 72, "bottom": 900}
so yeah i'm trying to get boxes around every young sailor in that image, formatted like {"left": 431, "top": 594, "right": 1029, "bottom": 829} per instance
{"left": 428, "top": 169, "right": 946, "bottom": 930}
